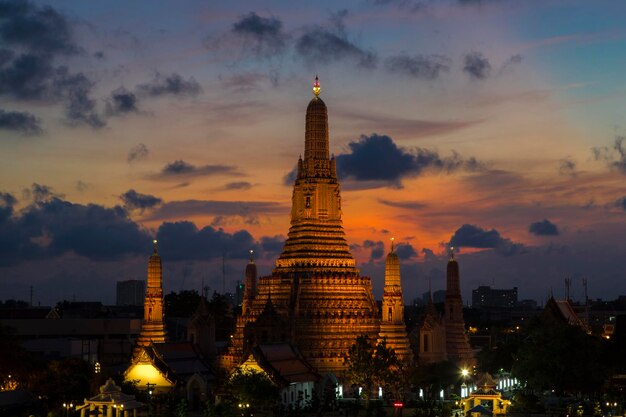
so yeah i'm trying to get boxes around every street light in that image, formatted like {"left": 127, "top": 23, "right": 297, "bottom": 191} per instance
{"left": 62, "top": 402, "right": 73, "bottom": 417}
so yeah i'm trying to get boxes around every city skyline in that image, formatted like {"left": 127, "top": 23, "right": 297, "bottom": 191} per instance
{"left": 1, "top": 0, "right": 625, "bottom": 305}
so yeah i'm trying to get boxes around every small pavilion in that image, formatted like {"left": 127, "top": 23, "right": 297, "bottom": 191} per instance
{"left": 460, "top": 373, "right": 511, "bottom": 416}
{"left": 75, "top": 378, "right": 144, "bottom": 417}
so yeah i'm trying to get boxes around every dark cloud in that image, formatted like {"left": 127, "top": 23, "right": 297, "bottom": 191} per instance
{"left": 259, "top": 235, "right": 284, "bottom": 255}
{"left": 529, "top": 219, "right": 559, "bottom": 236}
{"left": 119, "top": 189, "right": 162, "bottom": 213}
{"left": 145, "top": 199, "right": 287, "bottom": 225}
{"left": 362, "top": 240, "right": 384, "bottom": 261}
{"left": 93, "top": 51, "right": 104, "bottom": 60}
{"left": 156, "top": 221, "right": 255, "bottom": 261}
{"left": 592, "top": 136, "right": 626, "bottom": 174}
{"left": 155, "top": 160, "right": 241, "bottom": 180}
{"left": 421, "top": 247, "right": 437, "bottom": 261}
{"left": 296, "top": 29, "right": 377, "bottom": 68}
{"left": 378, "top": 198, "right": 427, "bottom": 210}
{"left": 283, "top": 166, "right": 298, "bottom": 186}
{"left": 223, "top": 181, "right": 252, "bottom": 190}
{"left": 616, "top": 197, "right": 626, "bottom": 211}
{"left": 449, "top": 224, "right": 524, "bottom": 256}
{"left": 0, "top": 191, "right": 17, "bottom": 223}
{"left": 463, "top": 51, "right": 492, "bottom": 80}
{"left": 106, "top": 87, "right": 138, "bottom": 116}
{"left": 22, "top": 183, "right": 63, "bottom": 203}
{"left": 0, "top": 108, "right": 42, "bottom": 135}
{"left": 336, "top": 134, "right": 482, "bottom": 187}
{"left": 0, "top": 194, "right": 152, "bottom": 266}
{"left": 296, "top": 12, "right": 377, "bottom": 69}
{"left": 0, "top": 1, "right": 79, "bottom": 55}
{"left": 127, "top": 143, "right": 149, "bottom": 163}
{"left": 52, "top": 67, "right": 104, "bottom": 128}
{"left": 0, "top": 53, "right": 53, "bottom": 99}
{"left": 559, "top": 157, "right": 577, "bottom": 177}
{"left": 385, "top": 54, "right": 450, "bottom": 80}
{"left": 0, "top": 3, "right": 104, "bottom": 128}
{"left": 396, "top": 243, "right": 417, "bottom": 260}
{"left": 231, "top": 12, "right": 288, "bottom": 57}
{"left": 137, "top": 72, "right": 202, "bottom": 98}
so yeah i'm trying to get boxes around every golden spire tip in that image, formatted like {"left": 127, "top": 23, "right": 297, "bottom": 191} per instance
{"left": 313, "top": 75, "right": 320, "bottom": 97}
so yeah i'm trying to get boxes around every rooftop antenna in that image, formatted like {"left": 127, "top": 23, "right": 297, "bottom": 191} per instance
{"left": 564, "top": 277, "right": 572, "bottom": 301}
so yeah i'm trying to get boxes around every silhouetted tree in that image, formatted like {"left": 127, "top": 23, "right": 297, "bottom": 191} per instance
{"left": 344, "top": 335, "right": 399, "bottom": 412}
{"left": 512, "top": 316, "right": 611, "bottom": 396}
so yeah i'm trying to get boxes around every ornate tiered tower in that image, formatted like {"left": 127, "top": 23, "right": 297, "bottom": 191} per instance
{"left": 378, "top": 239, "right": 411, "bottom": 361}
{"left": 222, "top": 77, "right": 380, "bottom": 374}
{"left": 135, "top": 240, "right": 167, "bottom": 355}
{"left": 443, "top": 249, "right": 474, "bottom": 366}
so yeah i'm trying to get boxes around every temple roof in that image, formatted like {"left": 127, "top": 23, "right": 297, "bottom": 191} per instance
{"left": 247, "top": 343, "right": 320, "bottom": 386}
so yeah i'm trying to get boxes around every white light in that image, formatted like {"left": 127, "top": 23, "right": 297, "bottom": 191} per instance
{"left": 440, "top": 389, "right": 444, "bottom": 399}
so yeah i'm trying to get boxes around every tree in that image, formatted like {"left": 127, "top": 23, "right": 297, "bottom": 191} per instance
{"left": 0, "top": 324, "right": 41, "bottom": 390}
{"left": 512, "top": 316, "right": 612, "bottom": 397}
{"left": 225, "top": 368, "right": 280, "bottom": 413}
{"left": 344, "top": 335, "right": 399, "bottom": 412}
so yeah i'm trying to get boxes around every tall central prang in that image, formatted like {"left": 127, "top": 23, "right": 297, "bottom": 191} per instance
{"left": 221, "top": 77, "right": 381, "bottom": 375}
{"left": 276, "top": 76, "right": 355, "bottom": 272}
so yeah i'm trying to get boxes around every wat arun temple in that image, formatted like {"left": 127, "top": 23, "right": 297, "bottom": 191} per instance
{"left": 127, "top": 78, "right": 474, "bottom": 392}
{"left": 217, "top": 77, "right": 472, "bottom": 375}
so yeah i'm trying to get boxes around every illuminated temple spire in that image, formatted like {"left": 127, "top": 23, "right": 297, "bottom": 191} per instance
{"left": 219, "top": 76, "right": 381, "bottom": 374}
{"left": 379, "top": 238, "right": 411, "bottom": 361}
{"left": 276, "top": 76, "right": 353, "bottom": 271}
{"left": 135, "top": 239, "right": 167, "bottom": 355}
{"left": 443, "top": 247, "right": 475, "bottom": 366}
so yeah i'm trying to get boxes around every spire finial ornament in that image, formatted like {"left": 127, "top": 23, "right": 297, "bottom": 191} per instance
{"left": 449, "top": 246, "right": 455, "bottom": 260}
{"left": 390, "top": 237, "right": 395, "bottom": 253}
{"left": 153, "top": 239, "right": 158, "bottom": 253}
{"left": 313, "top": 75, "right": 320, "bottom": 97}
{"left": 249, "top": 249, "right": 254, "bottom": 262}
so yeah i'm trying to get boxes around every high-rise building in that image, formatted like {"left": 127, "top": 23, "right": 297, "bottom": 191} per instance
{"left": 220, "top": 77, "right": 406, "bottom": 375}
{"left": 116, "top": 279, "right": 145, "bottom": 306}
{"left": 472, "top": 286, "right": 518, "bottom": 308}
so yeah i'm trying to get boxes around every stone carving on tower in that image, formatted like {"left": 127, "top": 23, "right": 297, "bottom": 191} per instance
{"left": 220, "top": 77, "right": 380, "bottom": 374}
{"left": 443, "top": 248, "right": 475, "bottom": 367}
{"left": 134, "top": 240, "right": 167, "bottom": 355}
{"left": 378, "top": 239, "right": 412, "bottom": 361}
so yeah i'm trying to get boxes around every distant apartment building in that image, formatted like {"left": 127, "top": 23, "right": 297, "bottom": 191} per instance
{"left": 421, "top": 289, "right": 447, "bottom": 305}
{"left": 472, "top": 286, "right": 518, "bottom": 308}
{"left": 116, "top": 280, "right": 145, "bottom": 306}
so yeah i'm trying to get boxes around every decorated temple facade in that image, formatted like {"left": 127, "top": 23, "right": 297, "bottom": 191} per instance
{"left": 221, "top": 77, "right": 405, "bottom": 376}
